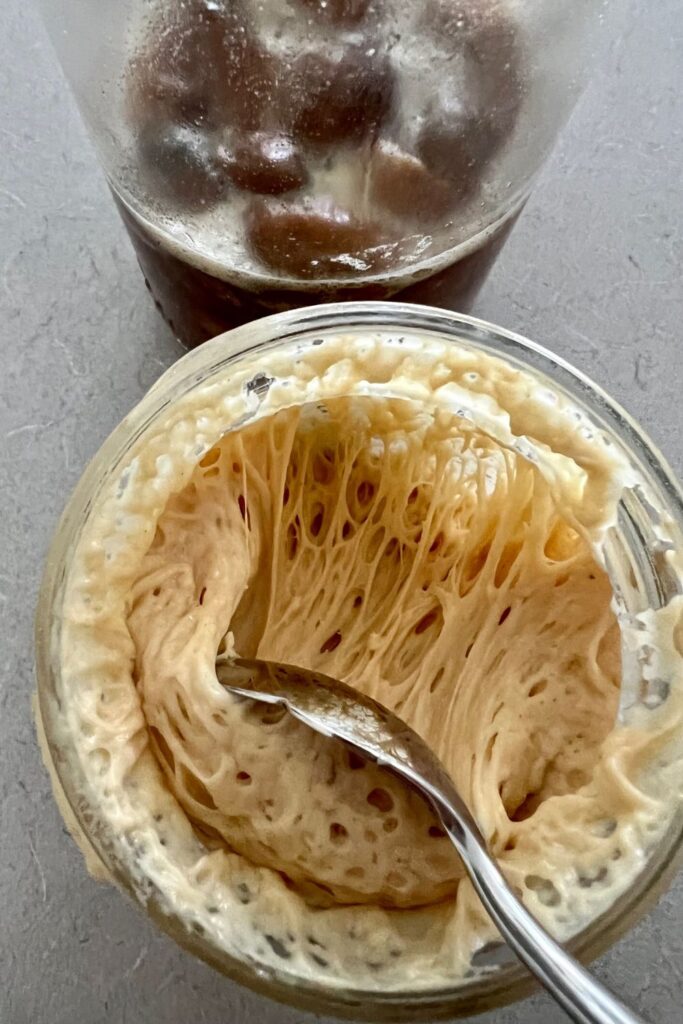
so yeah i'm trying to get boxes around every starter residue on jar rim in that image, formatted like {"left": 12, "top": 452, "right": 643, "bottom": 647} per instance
{"left": 51, "top": 332, "right": 683, "bottom": 991}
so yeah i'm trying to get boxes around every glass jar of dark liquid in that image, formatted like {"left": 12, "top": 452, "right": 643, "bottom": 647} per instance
{"left": 37, "top": 0, "right": 606, "bottom": 347}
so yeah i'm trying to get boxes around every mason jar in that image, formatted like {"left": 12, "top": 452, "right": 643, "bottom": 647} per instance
{"left": 36, "top": 302, "right": 683, "bottom": 1019}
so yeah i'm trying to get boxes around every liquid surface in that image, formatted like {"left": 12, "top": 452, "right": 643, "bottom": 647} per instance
{"left": 54, "top": 332, "right": 683, "bottom": 990}
{"left": 117, "top": 193, "right": 519, "bottom": 346}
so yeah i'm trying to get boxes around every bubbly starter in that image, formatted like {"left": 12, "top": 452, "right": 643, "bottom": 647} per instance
{"left": 53, "top": 333, "right": 683, "bottom": 990}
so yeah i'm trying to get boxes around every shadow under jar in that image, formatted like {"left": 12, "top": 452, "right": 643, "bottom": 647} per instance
{"left": 38, "top": 0, "right": 606, "bottom": 345}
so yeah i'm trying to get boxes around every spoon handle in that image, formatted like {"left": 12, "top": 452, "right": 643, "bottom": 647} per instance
{"left": 434, "top": 794, "right": 647, "bottom": 1024}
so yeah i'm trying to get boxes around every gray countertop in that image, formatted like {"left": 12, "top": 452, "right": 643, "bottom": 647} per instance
{"left": 1, "top": 0, "right": 682, "bottom": 1021}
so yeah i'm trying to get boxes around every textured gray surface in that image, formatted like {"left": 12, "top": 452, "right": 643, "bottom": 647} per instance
{"left": 1, "top": 0, "right": 682, "bottom": 1021}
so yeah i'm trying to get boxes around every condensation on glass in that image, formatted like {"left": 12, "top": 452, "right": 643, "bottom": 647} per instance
{"left": 37, "top": 0, "right": 607, "bottom": 344}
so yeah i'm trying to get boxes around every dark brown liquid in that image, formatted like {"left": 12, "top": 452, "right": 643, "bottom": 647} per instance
{"left": 117, "top": 196, "right": 520, "bottom": 348}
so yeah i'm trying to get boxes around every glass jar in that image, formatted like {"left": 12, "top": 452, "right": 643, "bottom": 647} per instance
{"left": 35, "top": 303, "right": 683, "bottom": 1019}
{"left": 36, "top": 0, "right": 607, "bottom": 347}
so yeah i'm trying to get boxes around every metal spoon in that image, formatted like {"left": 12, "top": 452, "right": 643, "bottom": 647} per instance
{"left": 216, "top": 657, "right": 645, "bottom": 1024}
